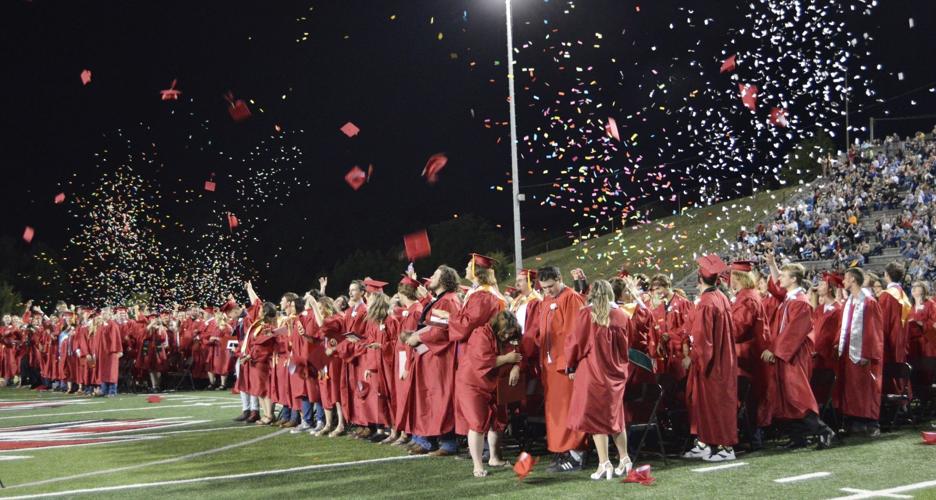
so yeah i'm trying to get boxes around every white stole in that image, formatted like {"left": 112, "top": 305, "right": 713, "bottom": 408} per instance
{"left": 838, "top": 289, "right": 869, "bottom": 363}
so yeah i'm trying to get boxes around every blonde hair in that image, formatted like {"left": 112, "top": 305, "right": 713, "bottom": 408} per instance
{"left": 731, "top": 270, "right": 755, "bottom": 290}
{"left": 781, "top": 263, "right": 807, "bottom": 288}
{"left": 474, "top": 267, "right": 497, "bottom": 287}
{"left": 588, "top": 280, "right": 614, "bottom": 327}
{"left": 318, "top": 296, "right": 338, "bottom": 318}
{"left": 366, "top": 293, "right": 391, "bottom": 323}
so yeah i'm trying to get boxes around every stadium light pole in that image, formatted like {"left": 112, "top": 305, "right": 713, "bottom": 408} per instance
{"left": 505, "top": 0, "right": 524, "bottom": 277}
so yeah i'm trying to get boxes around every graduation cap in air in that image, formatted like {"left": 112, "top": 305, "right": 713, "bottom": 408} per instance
{"left": 225, "top": 92, "right": 251, "bottom": 122}
{"left": 363, "top": 278, "right": 388, "bottom": 294}
{"left": 605, "top": 117, "right": 621, "bottom": 141}
{"left": 422, "top": 153, "right": 448, "bottom": 184}
{"left": 345, "top": 166, "right": 368, "bottom": 191}
{"left": 769, "top": 107, "right": 789, "bottom": 127}
{"left": 54, "top": 193, "right": 66, "bottom": 204}
{"left": 738, "top": 83, "right": 758, "bottom": 111}
{"left": 340, "top": 121, "right": 360, "bottom": 138}
{"left": 80, "top": 69, "right": 92, "bottom": 85}
{"left": 720, "top": 54, "right": 737, "bottom": 73}
{"left": 160, "top": 79, "right": 181, "bottom": 101}
{"left": 403, "top": 230, "right": 431, "bottom": 261}
{"left": 22, "top": 226, "right": 34, "bottom": 243}
{"left": 227, "top": 212, "right": 239, "bottom": 230}
{"left": 204, "top": 173, "right": 217, "bottom": 192}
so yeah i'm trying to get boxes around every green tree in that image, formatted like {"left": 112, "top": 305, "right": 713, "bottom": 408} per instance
{"left": 0, "top": 281, "right": 23, "bottom": 316}
{"left": 781, "top": 129, "right": 836, "bottom": 186}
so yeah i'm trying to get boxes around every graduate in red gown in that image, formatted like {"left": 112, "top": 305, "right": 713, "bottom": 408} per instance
{"left": 512, "top": 269, "right": 544, "bottom": 421}
{"left": 442, "top": 254, "right": 506, "bottom": 345}
{"left": 909, "top": 282, "right": 936, "bottom": 400}
{"left": 336, "top": 279, "right": 369, "bottom": 434}
{"left": 762, "top": 261, "right": 835, "bottom": 449}
{"left": 387, "top": 275, "right": 422, "bottom": 445}
{"left": 879, "top": 262, "right": 912, "bottom": 397}
{"left": 566, "top": 279, "right": 634, "bottom": 480}
{"left": 609, "top": 276, "right": 655, "bottom": 424}
{"left": 398, "top": 266, "right": 462, "bottom": 456}
{"left": 649, "top": 274, "right": 694, "bottom": 381}
{"left": 682, "top": 255, "right": 738, "bottom": 462}
{"left": 531, "top": 266, "right": 587, "bottom": 472}
{"left": 833, "top": 267, "right": 885, "bottom": 435}
{"left": 98, "top": 309, "right": 124, "bottom": 396}
{"left": 728, "top": 261, "right": 772, "bottom": 444}
{"left": 809, "top": 273, "right": 844, "bottom": 407}
{"left": 306, "top": 295, "right": 346, "bottom": 435}
{"left": 454, "top": 310, "right": 522, "bottom": 478}
{"left": 237, "top": 281, "right": 280, "bottom": 424}
{"left": 277, "top": 293, "right": 308, "bottom": 428}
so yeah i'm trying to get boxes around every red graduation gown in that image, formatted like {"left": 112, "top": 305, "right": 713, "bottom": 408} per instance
{"left": 766, "top": 291, "right": 818, "bottom": 422}
{"left": 399, "top": 292, "right": 461, "bottom": 437}
{"left": 812, "top": 302, "right": 843, "bottom": 371}
{"left": 235, "top": 300, "right": 263, "bottom": 396}
{"left": 364, "top": 316, "right": 400, "bottom": 426}
{"left": 909, "top": 301, "right": 936, "bottom": 358}
{"left": 531, "top": 286, "right": 587, "bottom": 453}
{"left": 879, "top": 286, "right": 910, "bottom": 363}
{"left": 833, "top": 294, "right": 884, "bottom": 420}
{"left": 72, "top": 325, "right": 92, "bottom": 385}
{"left": 337, "top": 301, "right": 368, "bottom": 424}
{"left": 392, "top": 302, "right": 421, "bottom": 428}
{"left": 247, "top": 328, "right": 277, "bottom": 398}
{"left": 686, "top": 288, "right": 738, "bottom": 446}
{"left": 447, "top": 289, "right": 505, "bottom": 343}
{"left": 731, "top": 288, "right": 772, "bottom": 427}
{"left": 652, "top": 292, "right": 693, "bottom": 380}
{"left": 313, "top": 314, "right": 345, "bottom": 409}
{"left": 454, "top": 323, "right": 510, "bottom": 434}
{"left": 98, "top": 321, "right": 123, "bottom": 384}
{"left": 566, "top": 306, "right": 631, "bottom": 435}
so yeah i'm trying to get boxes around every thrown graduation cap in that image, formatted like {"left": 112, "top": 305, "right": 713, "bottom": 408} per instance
{"left": 720, "top": 54, "right": 737, "bottom": 74}
{"left": 340, "top": 121, "right": 360, "bottom": 138}
{"left": 422, "top": 153, "right": 448, "bottom": 184}
{"left": 628, "top": 348, "right": 653, "bottom": 373}
{"left": 605, "top": 117, "right": 621, "bottom": 141}
{"left": 204, "top": 180, "right": 216, "bottom": 192}
{"left": 22, "top": 226, "right": 35, "bottom": 243}
{"left": 225, "top": 92, "right": 251, "bottom": 122}
{"left": 160, "top": 79, "right": 181, "bottom": 101}
{"left": 513, "top": 451, "right": 537, "bottom": 480}
{"left": 80, "top": 69, "right": 92, "bottom": 85}
{"left": 738, "top": 83, "right": 758, "bottom": 111}
{"left": 769, "top": 107, "right": 789, "bottom": 127}
{"left": 344, "top": 165, "right": 368, "bottom": 191}
{"left": 403, "top": 229, "right": 431, "bottom": 261}
{"left": 54, "top": 193, "right": 66, "bottom": 204}
{"left": 226, "top": 212, "right": 239, "bottom": 230}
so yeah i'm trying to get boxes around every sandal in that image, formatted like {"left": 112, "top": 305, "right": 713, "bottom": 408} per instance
{"left": 488, "top": 460, "right": 511, "bottom": 467}
{"left": 473, "top": 469, "right": 488, "bottom": 478}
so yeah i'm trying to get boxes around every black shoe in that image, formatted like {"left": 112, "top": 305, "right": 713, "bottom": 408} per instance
{"left": 546, "top": 453, "right": 583, "bottom": 473}
{"left": 779, "top": 438, "right": 808, "bottom": 451}
{"left": 233, "top": 410, "right": 250, "bottom": 422}
{"left": 816, "top": 427, "right": 835, "bottom": 450}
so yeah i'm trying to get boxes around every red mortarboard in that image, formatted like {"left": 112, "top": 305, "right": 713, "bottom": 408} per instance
{"left": 422, "top": 153, "right": 448, "bottom": 184}
{"left": 340, "top": 122, "right": 360, "bottom": 138}
{"left": 399, "top": 275, "right": 421, "bottom": 289}
{"left": 605, "top": 117, "right": 621, "bottom": 141}
{"left": 505, "top": 286, "right": 518, "bottom": 296}
{"left": 227, "top": 212, "right": 239, "bottom": 230}
{"left": 204, "top": 180, "right": 216, "bottom": 192}
{"left": 160, "top": 79, "right": 181, "bottom": 101}
{"left": 344, "top": 166, "right": 367, "bottom": 191}
{"left": 22, "top": 226, "right": 35, "bottom": 243}
{"left": 922, "top": 431, "right": 936, "bottom": 445}
{"left": 225, "top": 92, "right": 251, "bottom": 122}
{"left": 519, "top": 269, "right": 538, "bottom": 282}
{"left": 513, "top": 451, "right": 537, "bottom": 480}
{"left": 147, "top": 395, "right": 162, "bottom": 404}
{"left": 80, "top": 69, "right": 92, "bottom": 85}
{"left": 739, "top": 83, "right": 758, "bottom": 111}
{"left": 822, "top": 272, "right": 845, "bottom": 289}
{"left": 204, "top": 306, "right": 216, "bottom": 314}
{"left": 54, "top": 193, "right": 66, "bottom": 204}
{"left": 470, "top": 253, "right": 496, "bottom": 269}
{"left": 220, "top": 300, "right": 239, "bottom": 313}
{"left": 403, "top": 230, "right": 431, "bottom": 261}
{"left": 720, "top": 54, "right": 737, "bottom": 73}
{"left": 617, "top": 267, "right": 630, "bottom": 278}
{"left": 730, "top": 260, "right": 755, "bottom": 273}
{"left": 622, "top": 464, "right": 656, "bottom": 486}
{"left": 769, "top": 107, "right": 789, "bottom": 127}
{"left": 696, "top": 254, "right": 728, "bottom": 280}
{"left": 363, "top": 278, "right": 388, "bottom": 294}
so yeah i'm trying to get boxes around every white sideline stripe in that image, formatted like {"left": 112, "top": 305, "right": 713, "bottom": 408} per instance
{"left": 839, "top": 488, "right": 911, "bottom": 499}
{"left": 774, "top": 472, "right": 831, "bottom": 483}
{"left": 830, "top": 480, "right": 936, "bottom": 499}
{"left": 3, "top": 455, "right": 426, "bottom": 498}
{"left": 0, "top": 455, "right": 32, "bottom": 461}
{"left": 0, "top": 403, "right": 220, "bottom": 420}
{"left": 691, "top": 462, "right": 748, "bottom": 472}
{"left": 6, "top": 428, "right": 290, "bottom": 490}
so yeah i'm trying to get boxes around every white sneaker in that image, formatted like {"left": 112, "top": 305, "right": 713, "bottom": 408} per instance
{"left": 682, "top": 443, "right": 710, "bottom": 459}
{"left": 703, "top": 447, "right": 736, "bottom": 462}
{"left": 290, "top": 421, "right": 312, "bottom": 434}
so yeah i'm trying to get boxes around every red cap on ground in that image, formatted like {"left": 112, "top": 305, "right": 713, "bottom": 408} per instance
{"left": 513, "top": 451, "right": 537, "bottom": 480}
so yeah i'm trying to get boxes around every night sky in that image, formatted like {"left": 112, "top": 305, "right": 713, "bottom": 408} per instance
{"left": 2, "top": 0, "right": 934, "bottom": 301}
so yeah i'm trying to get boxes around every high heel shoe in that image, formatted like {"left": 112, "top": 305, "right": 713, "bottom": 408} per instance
{"left": 614, "top": 458, "right": 633, "bottom": 477}
{"left": 590, "top": 461, "right": 614, "bottom": 481}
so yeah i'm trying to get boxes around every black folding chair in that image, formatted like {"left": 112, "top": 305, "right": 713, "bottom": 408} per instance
{"left": 810, "top": 367, "right": 839, "bottom": 430}
{"left": 736, "top": 376, "right": 755, "bottom": 450}
{"left": 626, "top": 380, "right": 668, "bottom": 465}
{"left": 171, "top": 356, "right": 195, "bottom": 391}
{"left": 881, "top": 362, "right": 912, "bottom": 428}
{"left": 911, "top": 357, "right": 936, "bottom": 420}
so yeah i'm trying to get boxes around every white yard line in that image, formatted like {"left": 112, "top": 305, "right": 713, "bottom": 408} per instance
{"left": 0, "top": 403, "right": 219, "bottom": 420}
{"left": 691, "top": 462, "right": 748, "bottom": 473}
{"left": 2, "top": 455, "right": 427, "bottom": 498}
{"left": 830, "top": 480, "right": 936, "bottom": 500}
{"left": 838, "top": 488, "right": 912, "bottom": 499}
{"left": 0, "top": 455, "right": 32, "bottom": 461}
{"left": 5, "top": 429, "right": 290, "bottom": 490}
{"left": 774, "top": 472, "right": 831, "bottom": 483}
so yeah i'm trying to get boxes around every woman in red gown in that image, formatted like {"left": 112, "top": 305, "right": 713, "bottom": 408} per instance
{"left": 455, "top": 310, "right": 522, "bottom": 478}
{"left": 307, "top": 296, "right": 346, "bottom": 436}
{"left": 565, "top": 279, "right": 633, "bottom": 480}
{"left": 240, "top": 296, "right": 281, "bottom": 425}
{"left": 909, "top": 282, "right": 936, "bottom": 398}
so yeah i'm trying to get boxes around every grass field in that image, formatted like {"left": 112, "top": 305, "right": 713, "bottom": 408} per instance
{"left": 1, "top": 388, "right": 936, "bottom": 499}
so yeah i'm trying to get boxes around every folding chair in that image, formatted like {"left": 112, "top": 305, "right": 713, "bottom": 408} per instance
{"left": 810, "top": 367, "right": 839, "bottom": 430}
{"left": 626, "top": 379, "right": 668, "bottom": 465}
{"left": 880, "top": 362, "right": 912, "bottom": 428}
{"left": 736, "top": 376, "right": 755, "bottom": 450}
{"left": 911, "top": 357, "right": 936, "bottom": 420}
{"left": 172, "top": 356, "right": 195, "bottom": 391}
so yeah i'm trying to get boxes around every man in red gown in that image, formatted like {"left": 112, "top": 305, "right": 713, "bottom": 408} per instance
{"left": 682, "top": 255, "right": 738, "bottom": 462}
{"left": 650, "top": 274, "right": 694, "bottom": 381}
{"left": 530, "top": 266, "right": 587, "bottom": 472}
{"left": 833, "top": 267, "right": 885, "bottom": 436}
{"left": 98, "top": 309, "right": 124, "bottom": 397}
{"left": 763, "top": 262, "right": 835, "bottom": 450}
{"left": 879, "top": 262, "right": 912, "bottom": 398}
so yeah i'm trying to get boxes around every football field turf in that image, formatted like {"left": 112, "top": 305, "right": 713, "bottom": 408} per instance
{"left": 1, "top": 388, "right": 935, "bottom": 499}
